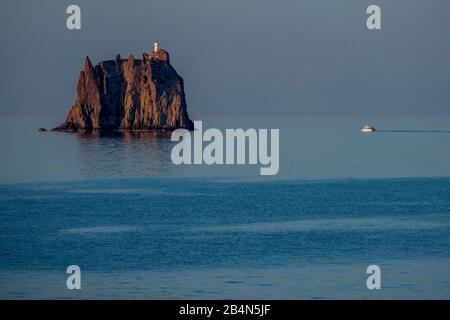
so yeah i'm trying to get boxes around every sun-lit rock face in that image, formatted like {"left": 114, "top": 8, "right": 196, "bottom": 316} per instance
{"left": 53, "top": 48, "right": 193, "bottom": 131}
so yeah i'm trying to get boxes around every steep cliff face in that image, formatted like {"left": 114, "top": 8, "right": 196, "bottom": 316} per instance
{"left": 53, "top": 49, "right": 194, "bottom": 131}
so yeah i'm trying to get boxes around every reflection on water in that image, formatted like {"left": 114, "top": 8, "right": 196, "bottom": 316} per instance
{"left": 1, "top": 116, "right": 450, "bottom": 183}
{"left": 74, "top": 131, "right": 178, "bottom": 178}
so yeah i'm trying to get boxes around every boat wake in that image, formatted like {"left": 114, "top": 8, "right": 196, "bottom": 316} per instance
{"left": 377, "top": 130, "right": 450, "bottom": 133}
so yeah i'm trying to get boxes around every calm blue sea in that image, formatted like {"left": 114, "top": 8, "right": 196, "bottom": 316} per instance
{"left": 0, "top": 116, "right": 449, "bottom": 299}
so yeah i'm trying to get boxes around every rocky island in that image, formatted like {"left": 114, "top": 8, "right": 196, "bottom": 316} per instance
{"left": 53, "top": 42, "right": 194, "bottom": 131}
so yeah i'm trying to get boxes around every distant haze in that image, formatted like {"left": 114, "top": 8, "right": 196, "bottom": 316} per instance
{"left": 1, "top": 0, "right": 449, "bottom": 117}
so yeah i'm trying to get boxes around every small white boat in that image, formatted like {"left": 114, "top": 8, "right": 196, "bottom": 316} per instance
{"left": 361, "top": 124, "right": 376, "bottom": 133}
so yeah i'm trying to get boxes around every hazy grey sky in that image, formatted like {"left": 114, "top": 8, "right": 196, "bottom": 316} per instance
{"left": 1, "top": 0, "right": 449, "bottom": 117}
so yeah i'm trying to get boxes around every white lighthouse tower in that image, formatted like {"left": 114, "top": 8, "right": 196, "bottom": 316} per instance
{"left": 153, "top": 41, "right": 159, "bottom": 53}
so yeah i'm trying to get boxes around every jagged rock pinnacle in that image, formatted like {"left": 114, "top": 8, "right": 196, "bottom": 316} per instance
{"left": 53, "top": 49, "right": 194, "bottom": 131}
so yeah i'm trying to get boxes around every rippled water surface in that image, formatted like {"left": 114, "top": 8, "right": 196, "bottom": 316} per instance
{"left": 0, "top": 116, "right": 449, "bottom": 299}
{"left": 0, "top": 177, "right": 449, "bottom": 299}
